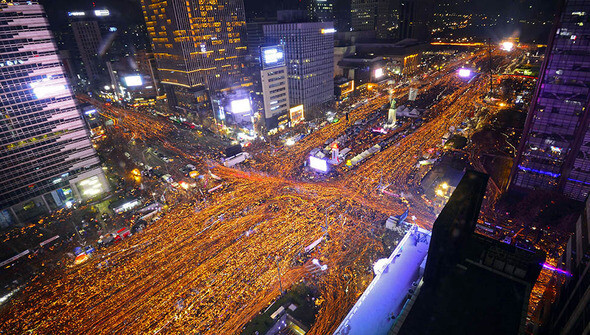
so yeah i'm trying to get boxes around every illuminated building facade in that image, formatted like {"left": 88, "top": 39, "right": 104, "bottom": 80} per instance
{"left": 263, "top": 22, "right": 334, "bottom": 116}
{"left": 510, "top": 0, "right": 590, "bottom": 201}
{"left": 0, "top": 2, "right": 109, "bottom": 227}
{"left": 140, "top": 0, "right": 248, "bottom": 114}
{"left": 260, "top": 45, "right": 290, "bottom": 132}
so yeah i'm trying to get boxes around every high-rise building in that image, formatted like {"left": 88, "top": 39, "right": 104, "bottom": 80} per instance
{"left": 263, "top": 21, "right": 334, "bottom": 117}
{"left": 66, "top": 9, "right": 125, "bottom": 88}
{"left": 70, "top": 19, "right": 103, "bottom": 84}
{"left": 542, "top": 194, "right": 590, "bottom": 335}
{"left": 351, "top": 0, "right": 378, "bottom": 32}
{"left": 134, "top": 49, "right": 160, "bottom": 97}
{"left": 0, "top": 1, "right": 109, "bottom": 227}
{"left": 351, "top": 0, "right": 397, "bottom": 39}
{"left": 375, "top": 0, "right": 398, "bottom": 39}
{"left": 398, "top": 0, "right": 431, "bottom": 41}
{"left": 334, "top": 0, "right": 352, "bottom": 33}
{"left": 310, "top": 0, "right": 335, "bottom": 23}
{"left": 260, "top": 45, "right": 290, "bottom": 132}
{"left": 246, "top": 19, "right": 276, "bottom": 63}
{"left": 140, "top": 0, "right": 248, "bottom": 115}
{"left": 509, "top": 0, "right": 590, "bottom": 201}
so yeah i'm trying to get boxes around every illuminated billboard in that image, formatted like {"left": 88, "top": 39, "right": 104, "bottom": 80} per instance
{"left": 77, "top": 175, "right": 104, "bottom": 198}
{"left": 374, "top": 68, "right": 384, "bottom": 79}
{"left": 230, "top": 98, "right": 251, "bottom": 114}
{"left": 289, "top": 105, "right": 304, "bottom": 125}
{"left": 261, "top": 45, "right": 285, "bottom": 69}
{"left": 94, "top": 9, "right": 110, "bottom": 16}
{"left": 309, "top": 156, "right": 328, "bottom": 172}
{"left": 123, "top": 75, "right": 143, "bottom": 87}
{"left": 321, "top": 28, "right": 336, "bottom": 34}
{"left": 68, "top": 11, "right": 86, "bottom": 16}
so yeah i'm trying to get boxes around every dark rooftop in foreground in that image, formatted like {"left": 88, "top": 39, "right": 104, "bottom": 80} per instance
{"left": 392, "top": 170, "right": 545, "bottom": 335}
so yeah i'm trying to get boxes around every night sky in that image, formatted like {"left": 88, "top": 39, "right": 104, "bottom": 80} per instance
{"left": 40, "top": 0, "right": 560, "bottom": 42}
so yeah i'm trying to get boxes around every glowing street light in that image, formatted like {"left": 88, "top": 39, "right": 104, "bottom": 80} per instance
{"left": 436, "top": 189, "right": 444, "bottom": 197}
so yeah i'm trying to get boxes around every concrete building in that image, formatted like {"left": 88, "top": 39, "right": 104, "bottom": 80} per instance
{"left": 338, "top": 55, "right": 387, "bottom": 85}
{"left": 70, "top": 17, "right": 104, "bottom": 84}
{"left": 140, "top": 0, "right": 248, "bottom": 116}
{"left": 134, "top": 49, "right": 160, "bottom": 97}
{"left": 66, "top": 8, "right": 129, "bottom": 88}
{"left": 263, "top": 21, "right": 334, "bottom": 118}
{"left": 334, "top": 42, "right": 356, "bottom": 77}
{"left": 0, "top": 1, "right": 109, "bottom": 227}
{"left": 354, "top": 39, "right": 425, "bottom": 75}
{"left": 260, "top": 45, "right": 290, "bottom": 132}
{"left": 509, "top": 0, "right": 590, "bottom": 201}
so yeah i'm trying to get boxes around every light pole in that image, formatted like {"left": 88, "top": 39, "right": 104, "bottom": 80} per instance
{"left": 276, "top": 257, "right": 284, "bottom": 295}
{"left": 488, "top": 37, "right": 493, "bottom": 97}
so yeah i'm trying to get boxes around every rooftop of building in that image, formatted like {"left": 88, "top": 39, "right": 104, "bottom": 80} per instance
{"left": 397, "top": 254, "right": 531, "bottom": 335}
{"left": 333, "top": 224, "right": 431, "bottom": 335}
{"left": 353, "top": 39, "right": 428, "bottom": 57}
{"left": 391, "top": 170, "right": 545, "bottom": 335}
{"left": 338, "top": 55, "right": 386, "bottom": 68}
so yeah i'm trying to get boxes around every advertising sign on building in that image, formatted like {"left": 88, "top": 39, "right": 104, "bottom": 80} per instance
{"left": 289, "top": 104, "right": 304, "bottom": 125}
{"left": 261, "top": 45, "right": 285, "bottom": 70}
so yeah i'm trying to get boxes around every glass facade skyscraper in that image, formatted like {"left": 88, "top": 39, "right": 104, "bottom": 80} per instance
{"left": 0, "top": 1, "right": 109, "bottom": 227}
{"left": 263, "top": 22, "right": 334, "bottom": 116}
{"left": 510, "top": 0, "right": 590, "bottom": 201}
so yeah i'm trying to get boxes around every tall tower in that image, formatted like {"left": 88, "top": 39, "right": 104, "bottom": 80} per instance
{"left": 398, "top": 0, "right": 432, "bottom": 41}
{"left": 509, "top": 0, "right": 590, "bottom": 201}
{"left": 263, "top": 21, "right": 334, "bottom": 118}
{"left": 351, "top": 0, "right": 398, "bottom": 39}
{"left": 310, "top": 0, "right": 335, "bottom": 23}
{"left": 70, "top": 19, "right": 103, "bottom": 84}
{"left": 0, "top": 1, "right": 109, "bottom": 227}
{"left": 140, "top": 0, "right": 248, "bottom": 113}
{"left": 351, "top": 0, "right": 378, "bottom": 32}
